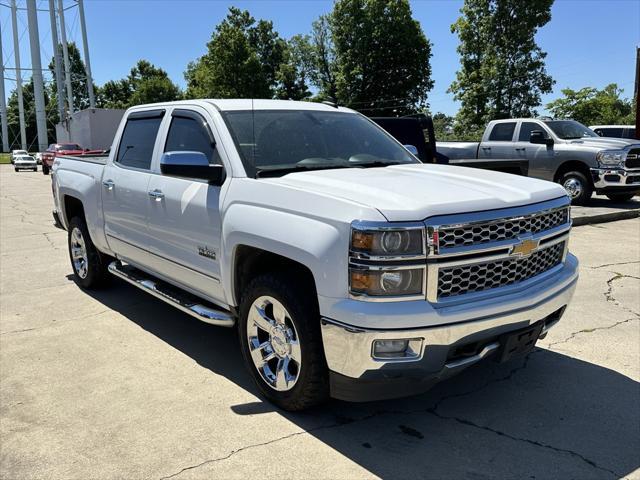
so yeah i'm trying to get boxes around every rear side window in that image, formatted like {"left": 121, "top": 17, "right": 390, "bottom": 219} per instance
{"left": 164, "top": 113, "right": 220, "bottom": 164}
{"left": 518, "top": 122, "right": 547, "bottom": 141}
{"left": 489, "top": 122, "right": 516, "bottom": 141}
{"left": 596, "top": 128, "right": 623, "bottom": 138}
{"left": 116, "top": 112, "right": 163, "bottom": 170}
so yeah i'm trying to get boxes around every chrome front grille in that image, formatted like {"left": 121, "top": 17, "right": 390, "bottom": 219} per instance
{"left": 426, "top": 199, "right": 571, "bottom": 303}
{"left": 437, "top": 241, "right": 565, "bottom": 298}
{"left": 437, "top": 207, "right": 569, "bottom": 250}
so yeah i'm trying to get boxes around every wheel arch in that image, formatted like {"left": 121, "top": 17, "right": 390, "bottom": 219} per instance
{"left": 554, "top": 160, "right": 593, "bottom": 186}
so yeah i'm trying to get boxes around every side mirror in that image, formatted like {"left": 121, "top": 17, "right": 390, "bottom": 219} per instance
{"left": 403, "top": 144, "right": 419, "bottom": 156}
{"left": 530, "top": 130, "right": 554, "bottom": 146}
{"left": 160, "top": 151, "right": 225, "bottom": 185}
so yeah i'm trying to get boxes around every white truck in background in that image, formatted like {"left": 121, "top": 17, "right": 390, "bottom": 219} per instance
{"left": 51, "top": 100, "right": 578, "bottom": 410}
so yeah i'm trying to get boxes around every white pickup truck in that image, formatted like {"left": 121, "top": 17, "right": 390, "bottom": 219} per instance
{"left": 52, "top": 100, "right": 578, "bottom": 410}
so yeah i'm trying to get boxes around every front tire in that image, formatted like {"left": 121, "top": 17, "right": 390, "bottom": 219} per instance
{"left": 606, "top": 193, "right": 636, "bottom": 202}
{"left": 42, "top": 165, "right": 50, "bottom": 175}
{"left": 238, "top": 273, "right": 329, "bottom": 411}
{"left": 67, "top": 216, "right": 110, "bottom": 289}
{"left": 560, "top": 171, "right": 592, "bottom": 205}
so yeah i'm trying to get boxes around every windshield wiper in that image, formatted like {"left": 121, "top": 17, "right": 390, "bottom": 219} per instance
{"left": 353, "top": 160, "right": 405, "bottom": 168}
{"left": 255, "top": 164, "right": 352, "bottom": 178}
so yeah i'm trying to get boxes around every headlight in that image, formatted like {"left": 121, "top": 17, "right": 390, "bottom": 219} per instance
{"left": 349, "top": 222, "right": 426, "bottom": 299}
{"left": 596, "top": 150, "right": 626, "bottom": 167}
{"left": 350, "top": 268, "right": 424, "bottom": 297}
{"left": 351, "top": 226, "right": 424, "bottom": 257}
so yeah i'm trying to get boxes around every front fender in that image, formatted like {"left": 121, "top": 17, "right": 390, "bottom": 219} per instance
{"left": 221, "top": 203, "right": 349, "bottom": 306}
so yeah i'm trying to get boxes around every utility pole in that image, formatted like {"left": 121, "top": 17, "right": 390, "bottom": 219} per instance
{"left": 0, "top": 22, "right": 9, "bottom": 153}
{"left": 77, "top": 0, "right": 95, "bottom": 108}
{"left": 49, "top": 0, "right": 66, "bottom": 121}
{"left": 635, "top": 46, "right": 639, "bottom": 140}
{"left": 26, "top": 0, "right": 48, "bottom": 151}
{"left": 58, "top": 0, "right": 74, "bottom": 114}
{"left": 11, "top": 0, "right": 27, "bottom": 150}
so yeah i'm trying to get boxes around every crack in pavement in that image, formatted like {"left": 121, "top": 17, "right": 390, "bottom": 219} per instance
{"left": 547, "top": 317, "right": 639, "bottom": 349}
{"left": 425, "top": 409, "right": 622, "bottom": 479}
{"left": 159, "top": 350, "right": 616, "bottom": 479}
{"left": 604, "top": 272, "right": 640, "bottom": 318}
{"left": 590, "top": 260, "right": 640, "bottom": 270}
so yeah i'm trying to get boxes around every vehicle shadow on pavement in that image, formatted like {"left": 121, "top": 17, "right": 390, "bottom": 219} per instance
{"left": 82, "top": 280, "right": 640, "bottom": 479}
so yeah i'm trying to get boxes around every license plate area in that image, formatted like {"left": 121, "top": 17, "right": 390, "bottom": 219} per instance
{"left": 497, "top": 322, "right": 543, "bottom": 363}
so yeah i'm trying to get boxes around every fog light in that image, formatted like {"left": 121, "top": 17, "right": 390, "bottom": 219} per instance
{"left": 374, "top": 339, "right": 408, "bottom": 354}
{"left": 372, "top": 338, "right": 423, "bottom": 360}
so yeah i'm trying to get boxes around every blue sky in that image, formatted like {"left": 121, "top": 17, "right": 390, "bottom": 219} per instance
{"left": 3, "top": 0, "right": 640, "bottom": 116}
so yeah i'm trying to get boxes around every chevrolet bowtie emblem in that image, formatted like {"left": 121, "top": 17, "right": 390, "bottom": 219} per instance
{"left": 510, "top": 238, "right": 539, "bottom": 257}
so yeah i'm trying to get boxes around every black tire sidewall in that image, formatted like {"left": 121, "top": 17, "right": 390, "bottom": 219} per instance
{"left": 561, "top": 171, "right": 592, "bottom": 205}
{"left": 238, "top": 273, "right": 329, "bottom": 410}
{"left": 67, "top": 217, "right": 108, "bottom": 289}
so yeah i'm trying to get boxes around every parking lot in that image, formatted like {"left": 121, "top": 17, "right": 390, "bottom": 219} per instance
{"left": 1, "top": 165, "right": 638, "bottom": 479}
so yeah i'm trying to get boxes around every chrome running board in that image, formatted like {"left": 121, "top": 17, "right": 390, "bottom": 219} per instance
{"left": 108, "top": 261, "right": 235, "bottom": 327}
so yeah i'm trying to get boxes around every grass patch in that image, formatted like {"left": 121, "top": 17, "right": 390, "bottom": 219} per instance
{"left": 0, "top": 153, "right": 10, "bottom": 164}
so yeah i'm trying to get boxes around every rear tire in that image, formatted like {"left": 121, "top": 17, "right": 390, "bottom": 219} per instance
{"left": 42, "top": 165, "right": 50, "bottom": 175}
{"left": 14, "top": 168, "right": 18, "bottom": 172}
{"left": 560, "top": 171, "right": 592, "bottom": 205}
{"left": 238, "top": 272, "right": 329, "bottom": 411}
{"left": 606, "top": 193, "right": 636, "bottom": 202}
{"left": 67, "top": 216, "right": 111, "bottom": 289}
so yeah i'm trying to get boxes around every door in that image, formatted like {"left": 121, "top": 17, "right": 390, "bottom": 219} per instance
{"left": 102, "top": 110, "right": 165, "bottom": 267}
{"left": 516, "top": 121, "right": 556, "bottom": 180}
{"left": 145, "top": 108, "right": 226, "bottom": 303}
{"left": 478, "top": 122, "right": 518, "bottom": 160}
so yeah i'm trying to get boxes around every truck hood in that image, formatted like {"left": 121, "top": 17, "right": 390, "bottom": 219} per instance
{"left": 270, "top": 164, "right": 567, "bottom": 221}
{"left": 567, "top": 137, "right": 640, "bottom": 150}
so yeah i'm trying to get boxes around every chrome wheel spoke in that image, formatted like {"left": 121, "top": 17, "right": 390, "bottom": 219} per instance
{"left": 289, "top": 339, "right": 302, "bottom": 364}
{"left": 250, "top": 305, "right": 275, "bottom": 332}
{"left": 250, "top": 339, "right": 276, "bottom": 368}
{"left": 272, "top": 302, "right": 287, "bottom": 325}
{"left": 274, "top": 357, "right": 292, "bottom": 390}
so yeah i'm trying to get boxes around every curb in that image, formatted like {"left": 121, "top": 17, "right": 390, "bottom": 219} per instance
{"left": 573, "top": 209, "right": 640, "bottom": 226}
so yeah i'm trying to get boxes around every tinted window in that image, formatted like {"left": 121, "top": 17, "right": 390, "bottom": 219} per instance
{"left": 489, "top": 122, "right": 516, "bottom": 141}
{"left": 116, "top": 116, "right": 163, "bottom": 169}
{"left": 596, "top": 128, "right": 623, "bottom": 138}
{"left": 518, "top": 122, "right": 548, "bottom": 142}
{"left": 223, "top": 110, "right": 417, "bottom": 177}
{"left": 164, "top": 115, "right": 220, "bottom": 164}
{"left": 626, "top": 128, "right": 636, "bottom": 139}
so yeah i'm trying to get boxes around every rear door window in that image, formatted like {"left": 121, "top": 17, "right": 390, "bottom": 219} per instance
{"left": 488, "top": 122, "right": 516, "bottom": 141}
{"left": 116, "top": 111, "right": 164, "bottom": 170}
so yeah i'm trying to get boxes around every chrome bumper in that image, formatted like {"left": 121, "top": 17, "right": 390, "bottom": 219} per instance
{"left": 321, "top": 260, "right": 578, "bottom": 382}
{"left": 591, "top": 168, "right": 640, "bottom": 189}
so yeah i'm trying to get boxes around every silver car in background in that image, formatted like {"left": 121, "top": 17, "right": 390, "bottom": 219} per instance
{"left": 14, "top": 155, "right": 38, "bottom": 172}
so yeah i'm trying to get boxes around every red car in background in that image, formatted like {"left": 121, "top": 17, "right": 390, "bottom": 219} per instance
{"left": 40, "top": 143, "right": 103, "bottom": 175}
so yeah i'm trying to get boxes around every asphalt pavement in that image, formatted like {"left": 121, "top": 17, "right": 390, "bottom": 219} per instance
{"left": 1, "top": 165, "right": 639, "bottom": 479}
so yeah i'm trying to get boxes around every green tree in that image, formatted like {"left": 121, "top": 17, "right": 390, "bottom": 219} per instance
{"left": 6, "top": 80, "right": 55, "bottom": 150}
{"left": 274, "top": 37, "right": 311, "bottom": 100}
{"left": 185, "top": 7, "right": 286, "bottom": 98}
{"left": 297, "top": 15, "right": 338, "bottom": 101}
{"left": 330, "top": 0, "right": 433, "bottom": 115}
{"left": 431, "top": 112, "right": 455, "bottom": 141}
{"left": 98, "top": 60, "right": 181, "bottom": 108}
{"left": 450, "top": 0, "right": 554, "bottom": 134}
{"left": 546, "top": 84, "right": 635, "bottom": 126}
{"left": 48, "top": 42, "right": 95, "bottom": 114}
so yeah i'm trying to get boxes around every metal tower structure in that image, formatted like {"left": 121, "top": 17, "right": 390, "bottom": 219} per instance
{"left": 0, "top": 0, "right": 95, "bottom": 152}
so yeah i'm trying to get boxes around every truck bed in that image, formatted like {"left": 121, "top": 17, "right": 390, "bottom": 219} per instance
{"left": 57, "top": 153, "right": 109, "bottom": 165}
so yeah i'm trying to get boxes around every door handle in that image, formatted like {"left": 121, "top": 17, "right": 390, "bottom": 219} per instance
{"left": 481, "top": 146, "right": 491, "bottom": 150}
{"left": 515, "top": 148, "right": 526, "bottom": 151}
{"left": 102, "top": 179, "right": 114, "bottom": 191}
{"left": 148, "top": 189, "right": 164, "bottom": 201}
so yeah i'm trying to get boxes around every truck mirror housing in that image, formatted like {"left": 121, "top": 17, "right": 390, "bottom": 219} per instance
{"left": 160, "top": 151, "right": 225, "bottom": 185}
{"left": 530, "top": 130, "right": 553, "bottom": 146}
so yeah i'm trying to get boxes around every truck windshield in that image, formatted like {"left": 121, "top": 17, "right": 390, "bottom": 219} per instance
{"left": 544, "top": 120, "right": 598, "bottom": 140}
{"left": 222, "top": 110, "right": 419, "bottom": 177}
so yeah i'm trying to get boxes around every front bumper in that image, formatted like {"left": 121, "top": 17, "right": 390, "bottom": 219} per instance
{"left": 591, "top": 167, "right": 640, "bottom": 192}
{"left": 320, "top": 254, "right": 578, "bottom": 402}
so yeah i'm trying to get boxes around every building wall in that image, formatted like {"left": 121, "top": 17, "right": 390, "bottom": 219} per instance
{"left": 56, "top": 108, "right": 125, "bottom": 150}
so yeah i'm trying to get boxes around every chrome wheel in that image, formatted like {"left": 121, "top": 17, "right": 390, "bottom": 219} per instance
{"left": 70, "top": 227, "right": 89, "bottom": 279}
{"left": 246, "top": 296, "right": 301, "bottom": 392}
{"left": 563, "top": 177, "right": 583, "bottom": 199}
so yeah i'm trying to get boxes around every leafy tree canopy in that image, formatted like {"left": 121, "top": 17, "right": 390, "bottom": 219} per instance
{"left": 331, "top": 0, "right": 433, "bottom": 115}
{"left": 546, "top": 84, "right": 635, "bottom": 126}
{"left": 450, "top": 0, "right": 554, "bottom": 134}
